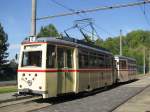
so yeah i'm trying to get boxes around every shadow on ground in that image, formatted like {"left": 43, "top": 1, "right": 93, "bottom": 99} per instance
{"left": 32, "top": 79, "right": 139, "bottom": 105}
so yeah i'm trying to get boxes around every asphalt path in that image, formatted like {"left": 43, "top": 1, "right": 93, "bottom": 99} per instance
{"left": 31, "top": 76, "right": 150, "bottom": 112}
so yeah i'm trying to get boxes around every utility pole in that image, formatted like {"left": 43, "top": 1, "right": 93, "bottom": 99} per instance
{"left": 31, "top": 0, "right": 37, "bottom": 37}
{"left": 149, "top": 51, "right": 150, "bottom": 74}
{"left": 120, "top": 29, "right": 122, "bottom": 56}
{"left": 143, "top": 47, "right": 146, "bottom": 75}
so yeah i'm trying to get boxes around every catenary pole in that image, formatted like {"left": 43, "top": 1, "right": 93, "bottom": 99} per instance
{"left": 31, "top": 0, "right": 37, "bottom": 37}
{"left": 149, "top": 51, "right": 150, "bottom": 74}
{"left": 143, "top": 47, "right": 146, "bottom": 75}
{"left": 120, "top": 29, "right": 122, "bottom": 56}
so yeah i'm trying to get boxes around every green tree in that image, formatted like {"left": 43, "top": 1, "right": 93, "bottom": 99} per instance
{"left": 98, "top": 30, "right": 150, "bottom": 73}
{"left": 0, "top": 23, "right": 9, "bottom": 66}
{"left": 101, "top": 37, "right": 120, "bottom": 54}
{"left": 37, "top": 24, "right": 59, "bottom": 37}
{"left": 95, "top": 38, "right": 103, "bottom": 46}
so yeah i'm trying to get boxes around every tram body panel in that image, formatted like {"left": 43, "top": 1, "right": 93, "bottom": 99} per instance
{"left": 18, "top": 43, "right": 48, "bottom": 98}
{"left": 118, "top": 69, "right": 129, "bottom": 82}
{"left": 78, "top": 70, "right": 114, "bottom": 92}
{"left": 46, "top": 72, "right": 57, "bottom": 97}
{"left": 18, "top": 37, "right": 117, "bottom": 98}
{"left": 77, "top": 48, "right": 115, "bottom": 92}
{"left": 56, "top": 46, "right": 76, "bottom": 94}
{"left": 115, "top": 55, "right": 137, "bottom": 82}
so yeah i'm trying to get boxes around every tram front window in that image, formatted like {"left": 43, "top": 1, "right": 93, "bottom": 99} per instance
{"left": 22, "top": 51, "right": 42, "bottom": 67}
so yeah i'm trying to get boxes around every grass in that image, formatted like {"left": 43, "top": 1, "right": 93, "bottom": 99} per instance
{"left": 0, "top": 86, "right": 17, "bottom": 94}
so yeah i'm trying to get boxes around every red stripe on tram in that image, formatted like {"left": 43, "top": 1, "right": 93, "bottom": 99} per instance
{"left": 22, "top": 42, "right": 48, "bottom": 45}
{"left": 17, "top": 68, "right": 113, "bottom": 73}
{"left": 117, "top": 69, "right": 137, "bottom": 71}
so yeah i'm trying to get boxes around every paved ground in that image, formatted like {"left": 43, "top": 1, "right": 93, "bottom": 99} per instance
{"left": 0, "top": 74, "right": 150, "bottom": 112}
{"left": 0, "top": 92, "right": 17, "bottom": 103}
{"left": 0, "top": 81, "right": 17, "bottom": 87}
{"left": 113, "top": 77, "right": 150, "bottom": 112}
{"left": 31, "top": 75, "right": 150, "bottom": 112}
{"left": 0, "top": 92, "right": 33, "bottom": 104}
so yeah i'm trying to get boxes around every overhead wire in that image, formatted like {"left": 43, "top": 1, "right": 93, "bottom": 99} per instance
{"left": 49, "top": 0, "right": 150, "bottom": 38}
{"left": 50, "top": 0, "right": 84, "bottom": 18}
{"left": 49, "top": 0, "right": 114, "bottom": 38}
{"left": 37, "top": 0, "right": 150, "bottom": 20}
{"left": 93, "top": 23, "right": 115, "bottom": 37}
{"left": 138, "top": 1, "right": 150, "bottom": 27}
{"left": 40, "top": 0, "right": 150, "bottom": 38}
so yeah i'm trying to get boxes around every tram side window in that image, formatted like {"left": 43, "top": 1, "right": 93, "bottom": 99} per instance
{"left": 79, "top": 50, "right": 88, "bottom": 68}
{"left": 57, "top": 48, "right": 64, "bottom": 68}
{"left": 89, "top": 54, "right": 96, "bottom": 68}
{"left": 97, "top": 54, "right": 105, "bottom": 67}
{"left": 22, "top": 51, "right": 42, "bottom": 67}
{"left": 47, "top": 45, "right": 55, "bottom": 68}
{"left": 66, "top": 49, "right": 73, "bottom": 68}
{"left": 105, "top": 55, "right": 112, "bottom": 68}
{"left": 119, "top": 60, "right": 127, "bottom": 69}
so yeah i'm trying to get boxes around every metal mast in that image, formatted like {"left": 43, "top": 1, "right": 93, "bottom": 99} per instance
{"left": 31, "top": 0, "right": 37, "bottom": 37}
{"left": 149, "top": 51, "right": 150, "bottom": 74}
{"left": 120, "top": 29, "right": 122, "bottom": 56}
{"left": 143, "top": 47, "right": 146, "bottom": 75}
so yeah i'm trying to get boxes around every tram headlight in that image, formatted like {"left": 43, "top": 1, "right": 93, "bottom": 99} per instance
{"left": 39, "top": 86, "right": 42, "bottom": 89}
{"left": 19, "top": 85, "right": 22, "bottom": 88}
{"left": 27, "top": 80, "right": 32, "bottom": 86}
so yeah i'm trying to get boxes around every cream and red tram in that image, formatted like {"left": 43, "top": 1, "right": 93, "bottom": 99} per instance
{"left": 114, "top": 55, "right": 137, "bottom": 82}
{"left": 17, "top": 37, "right": 117, "bottom": 98}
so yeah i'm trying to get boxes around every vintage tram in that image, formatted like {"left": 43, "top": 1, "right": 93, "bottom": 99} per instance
{"left": 114, "top": 55, "right": 137, "bottom": 82}
{"left": 17, "top": 37, "right": 117, "bottom": 98}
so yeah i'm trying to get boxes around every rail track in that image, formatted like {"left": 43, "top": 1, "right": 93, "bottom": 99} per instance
{"left": 0, "top": 74, "right": 150, "bottom": 112}
{"left": 0, "top": 95, "right": 50, "bottom": 112}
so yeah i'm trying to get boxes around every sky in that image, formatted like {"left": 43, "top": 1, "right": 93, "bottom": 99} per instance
{"left": 0, "top": 0, "right": 150, "bottom": 60}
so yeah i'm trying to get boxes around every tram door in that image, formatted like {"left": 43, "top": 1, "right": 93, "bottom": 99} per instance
{"left": 57, "top": 47, "right": 74, "bottom": 94}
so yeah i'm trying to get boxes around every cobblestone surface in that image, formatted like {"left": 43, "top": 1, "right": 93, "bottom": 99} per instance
{"left": 32, "top": 76, "right": 150, "bottom": 112}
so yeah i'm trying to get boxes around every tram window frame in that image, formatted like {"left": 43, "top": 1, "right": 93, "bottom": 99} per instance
{"left": 97, "top": 53, "right": 105, "bottom": 68}
{"left": 119, "top": 60, "right": 127, "bottom": 69}
{"left": 21, "top": 51, "right": 42, "bottom": 67}
{"left": 57, "top": 47, "right": 73, "bottom": 68}
{"left": 89, "top": 53, "right": 94, "bottom": 68}
{"left": 57, "top": 48, "right": 65, "bottom": 68}
{"left": 78, "top": 49, "right": 89, "bottom": 68}
{"left": 105, "top": 55, "right": 112, "bottom": 68}
{"left": 66, "top": 48, "right": 73, "bottom": 68}
{"left": 46, "top": 45, "right": 56, "bottom": 68}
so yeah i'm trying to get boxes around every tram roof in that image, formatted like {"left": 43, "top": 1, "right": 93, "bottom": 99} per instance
{"left": 114, "top": 55, "right": 136, "bottom": 61}
{"left": 22, "top": 37, "right": 112, "bottom": 55}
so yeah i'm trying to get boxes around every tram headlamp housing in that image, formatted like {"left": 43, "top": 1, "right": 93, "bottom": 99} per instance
{"left": 19, "top": 85, "right": 22, "bottom": 88}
